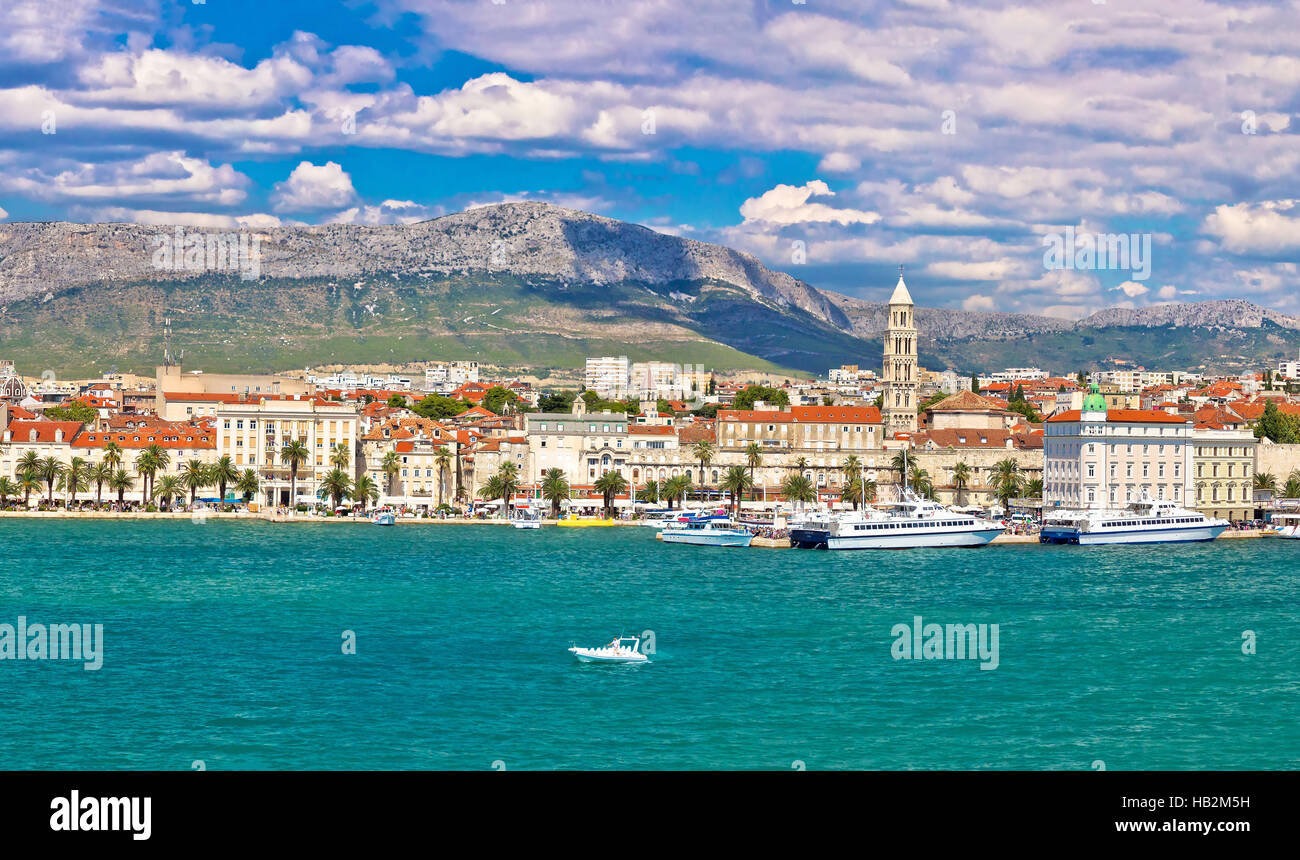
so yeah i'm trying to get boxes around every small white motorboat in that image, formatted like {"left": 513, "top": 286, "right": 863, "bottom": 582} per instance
{"left": 660, "top": 518, "right": 753, "bottom": 547}
{"left": 372, "top": 508, "right": 396, "bottom": 526}
{"left": 568, "top": 636, "right": 649, "bottom": 663}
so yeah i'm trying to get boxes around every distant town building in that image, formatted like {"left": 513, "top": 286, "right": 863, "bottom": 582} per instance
{"left": 583, "top": 356, "right": 630, "bottom": 398}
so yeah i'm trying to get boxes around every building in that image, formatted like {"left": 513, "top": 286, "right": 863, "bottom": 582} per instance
{"left": 881, "top": 273, "right": 918, "bottom": 436}
{"left": 1043, "top": 384, "right": 1193, "bottom": 509}
{"left": 213, "top": 395, "right": 360, "bottom": 507}
{"left": 423, "top": 361, "right": 480, "bottom": 392}
{"left": 583, "top": 356, "right": 630, "bottom": 398}
{"left": 523, "top": 400, "right": 630, "bottom": 486}
{"left": 155, "top": 363, "right": 313, "bottom": 414}
{"left": 1190, "top": 427, "right": 1257, "bottom": 521}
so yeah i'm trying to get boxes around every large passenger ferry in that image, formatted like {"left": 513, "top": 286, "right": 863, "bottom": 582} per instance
{"left": 1039, "top": 498, "right": 1227, "bottom": 545}
{"left": 789, "top": 491, "right": 1004, "bottom": 550}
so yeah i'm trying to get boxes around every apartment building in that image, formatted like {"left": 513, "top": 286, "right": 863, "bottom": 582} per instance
{"left": 214, "top": 396, "right": 360, "bottom": 507}
{"left": 1190, "top": 427, "right": 1257, "bottom": 521}
{"left": 524, "top": 403, "right": 630, "bottom": 485}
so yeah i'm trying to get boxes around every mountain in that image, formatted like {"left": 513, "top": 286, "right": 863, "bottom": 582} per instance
{"left": 0, "top": 202, "right": 1296, "bottom": 376}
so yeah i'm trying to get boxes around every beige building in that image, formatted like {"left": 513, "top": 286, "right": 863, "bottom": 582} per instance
{"left": 1191, "top": 427, "right": 1257, "bottom": 521}
{"left": 523, "top": 401, "right": 630, "bottom": 488}
{"left": 214, "top": 396, "right": 359, "bottom": 507}
{"left": 156, "top": 364, "right": 313, "bottom": 414}
{"left": 881, "top": 274, "right": 918, "bottom": 436}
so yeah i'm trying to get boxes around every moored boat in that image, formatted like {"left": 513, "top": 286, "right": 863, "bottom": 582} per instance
{"left": 1039, "top": 498, "right": 1227, "bottom": 545}
{"left": 791, "top": 491, "right": 1002, "bottom": 549}
{"left": 659, "top": 518, "right": 753, "bottom": 547}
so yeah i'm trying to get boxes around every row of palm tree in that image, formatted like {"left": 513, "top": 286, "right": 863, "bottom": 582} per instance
{"left": 375, "top": 445, "right": 457, "bottom": 506}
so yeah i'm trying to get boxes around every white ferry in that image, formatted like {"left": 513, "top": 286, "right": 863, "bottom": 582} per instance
{"left": 790, "top": 492, "right": 1004, "bottom": 550}
{"left": 659, "top": 518, "right": 753, "bottom": 547}
{"left": 1039, "top": 498, "right": 1227, "bottom": 545}
{"left": 1265, "top": 512, "right": 1300, "bottom": 539}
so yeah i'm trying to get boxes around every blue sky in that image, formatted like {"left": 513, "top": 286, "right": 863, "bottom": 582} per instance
{"left": 0, "top": 0, "right": 1297, "bottom": 316}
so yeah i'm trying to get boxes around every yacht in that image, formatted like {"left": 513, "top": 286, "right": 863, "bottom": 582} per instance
{"left": 1039, "top": 498, "right": 1227, "bottom": 545}
{"left": 790, "top": 491, "right": 1003, "bottom": 549}
{"left": 371, "top": 508, "right": 396, "bottom": 526}
{"left": 569, "top": 636, "right": 649, "bottom": 664}
{"left": 660, "top": 518, "right": 753, "bottom": 547}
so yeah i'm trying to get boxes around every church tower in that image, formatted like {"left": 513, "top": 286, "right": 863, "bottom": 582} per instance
{"left": 882, "top": 270, "right": 918, "bottom": 435}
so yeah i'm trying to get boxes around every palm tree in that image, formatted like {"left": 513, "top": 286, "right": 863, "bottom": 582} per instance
{"left": 109, "top": 470, "right": 134, "bottom": 505}
{"left": 636, "top": 479, "right": 663, "bottom": 505}
{"left": 38, "top": 456, "right": 64, "bottom": 504}
{"left": 146, "top": 444, "right": 171, "bottom": 495}
{"left": 1284, "top": 471, "right": 1300, "bottom": 499}
{"left": 792, "top": 456, "right": 809, "bottom": 474}
{"left": 380, "top": 450, "right": 401, "bottom": 497}
{"left": 781, "top": 473, "right": 815, "bottom": 510}
{"left": 0, "top": 476, "right": 15, "bottom": 508}
{"left": 351, "top": 474, "right": 379, "bottom": 511}
{"left": 181, "top": 459, "right": 210, "bottom": 507}
{"left": 951, "top": 461, "right": 972, "bottom": 506}
{"left": 235, "top": 468, "right": 260, "bottom": 505}
{"left": 496, "top": 461, "right": 521, "bottom": 519}
{"left": 134, "top": 449, "right": 158, "bottom": 502}
{"left": 744, "top": 442, "right": 763, "bottom": 500}
{"left": 17, "top": 451, "right": 40, "bottom": 482}
{"left": 692, "top": 440, "right": 714, "bottom": 497}
{"left": 317, "top": 467, "right": 353, "bottom": 510}
{"left": 1254, "top": 472, "right": 1277, "bottom": 492}
{"left": 279, "top": 439, "right": 310, "bottom": 507}
{"left": 541, "top": 468, "right": 570, "bottom": 518}
{"left": 1024, "top": 477, "right": 1043, "bottom": 499}
{"left": 17, "top": 470, "right": 41, "bottom": 507}
{"left": 889, "top": 450, "right": 914, "bottom": 491}
{"left": 480, "top": 474, "right": 506, "bottom": 510}
{"left": 60, "top": 457, "right": 90, "bottom": 507}
{"left": 210, "top": 455, "right": 239, "bottom": 506}
{"left": 842, "top": 475, "right": 869, "bottom": 510}
{"left": 329, "top": 442, "right": 350, "bottom": 469}
{"left": 909, "top": 466, "right": 934, "bottom": 499}
{"left": 842, "top": 454, "right": 862, "bottom": 483}
{"left": 861, "top": 477, "right": 877, "bottom": 504}
{"left": 593, "top": 470, "right": 629, "bottom": 519}
{"left": 992, "top": 458, "right": 1022, "bottom": 509}
{"left": 153, "top": 474, "right": 183, "bottom": 508}
{"left": 719, "top": 465, "right": 752, "bottom": 515}
{"left": 434, "top": 446, "right": 454, "bottom": 509}
{"left": 664, "top": 474, "right": 691, "bottom": 509}
{"left": 102, "top": 441, "right": 123, "bottom": 477}
{"left": 90, "top": 461, "right": 114, "bottom": 505}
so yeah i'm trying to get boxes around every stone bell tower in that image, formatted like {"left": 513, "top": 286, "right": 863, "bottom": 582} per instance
{"left": 881, "top": 268, "right": 918, "bottom": 436}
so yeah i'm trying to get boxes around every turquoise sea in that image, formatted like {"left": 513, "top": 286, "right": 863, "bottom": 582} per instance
{"left": 1, "top": 520, "right": 1296, "bottom": 770}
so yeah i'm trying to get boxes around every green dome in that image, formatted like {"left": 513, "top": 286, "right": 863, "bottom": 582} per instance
{"left": 1081, "top": 382, "right": 1107, "bottom": 414}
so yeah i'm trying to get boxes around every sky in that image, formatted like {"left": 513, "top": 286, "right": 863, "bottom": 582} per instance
{"left": 0, "top": 0, "right": 1297, "bottom": 316}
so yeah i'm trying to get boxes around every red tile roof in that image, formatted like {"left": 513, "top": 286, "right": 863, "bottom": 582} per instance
{"left": 1047, "top": 409, "right": 1190, "bottom": 424}
{"left": 4, "top": 420, "right": 84, "bottom": 443}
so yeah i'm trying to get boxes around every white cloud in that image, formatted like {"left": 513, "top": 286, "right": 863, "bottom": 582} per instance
{"left": 272, "top": 161, "right": 356, "bottom": 212}
{"left": 1202, "top": 201, "right": 1300, "bottom": 254}
{"left": 961, "top": 294, "right": 996, "bottom": 312}
{"left": 1116, "top": 280, "right": 1149, "bottom": 298}
{"left": 817, "top": 152, "right": 861, "bottom": 173}
{"left": 739, "top": 180, "right": 879, "bottom": 226}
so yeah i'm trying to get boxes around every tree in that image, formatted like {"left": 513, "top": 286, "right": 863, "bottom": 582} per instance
{"left": 496, "top": 461, "right": 521, "bottom": 519}
{"left": 386, "top": 394, "right": 408, "bottom": 409}
{"left": 60, "top": 457, "right": 90, "bottom": 507}
{"left": 745, "top": 442, "right": 763, "bottom": 499}
{"left": 351, "top": 475, "right": 379, "bottom": 511}
{"left": 153, "top": 475, "right": 183, "bottom": 508}
{"left": 482, "top": 386, "right": 519, "bottom": 415}
{"left": 434, "top": 446, "right": 454, "bottom": 508}
{"left": 781, "top": 473, "right": 815, "bottom": 510}
{"left": 908, "top": 467, "right": 934, "bottom": 499}
{"left": 664, "top": 474, "right": 691, "bottom": 509}
{"left": 0, "top": 476, "right": 15, "bottom": 508}
{"left": 733, "top": 385, "right": 790, "bottom": 411}
{"left": 719, "top": 465, "right": 752, "bottom": 515}
{"left": 842, "top": 475, "right": 870, "bottom": 509}
{"left": 90, "top": 461, "right": 114, "bottom": 505}
{"left": 1281, "top": 471, "right": 1300, "bottom": 499}
{"left": 318, "top": 468, "right": 353, "bottom": 510}
{"left": 1024, "top": 478, "right": 1043, "bottom": 499}
{"left": 280, "top": 439, "right": 310, "bottom": 506}
{"left": 211, "top": 455, "right": 239, "bottom": 505}
{"left": 992, "top": 458, "right": 1023, "bottom": 509}
{"left": 181, "top": 459, "right": 210, "bottom": 506}
{"left": 951, "top": 461, "right": 972, "bottom": 506}
{"left": 637, "top": 479, "right": 663, "bottom": 505}
{"left": 109, "top": 470, "right": 133, "bottom": 505}
{"left": 17, "top": 470, "right": 41, "bottom": 506}
{"left": 411, "top": 393, "right": 473, "bottom": 420}
{"left": 537, "top": 390, "right": 577, "bottom": 413}
{"left": 593, "top": 470, "right": 629, "bottom": 519}
{"left": 236, "top": 469, "right": 260, "bottom": 504}
{"left": 970, "top": 374, "right": 980, "bottom": 393}
{"left": 102, "top": 442, "right": 124, "bottom": 478}
{"left": 842, "top": 455, "right": 862, "bottom": 486}
{"left": 889, "top": 450, "right": 915, "bottom": 489}
{"left": 1254, "top": 400, "right": 1300, "bottom": 444}
{"left": 43, "top": 401, "right": 96, "bottom": 423}
{"left": 692, "top": 440, "right": 715, "bottom": 493}
{"left": 38, "top": 456, "right": 64, "bottom": 503}
{"left": 134, "top": 449, "right": 158, "bottom": 503}
{"left": 330, "top": 442, "right": 350, "bottom": 469}
{"left": 381, "top": 451, "right": 401, "bottom": 497}
{"left": 1254, "top": 472, "right": 1277, "bottom": 492}
{"left": 541, "top": 468, "right": 570, "bottom": 518}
